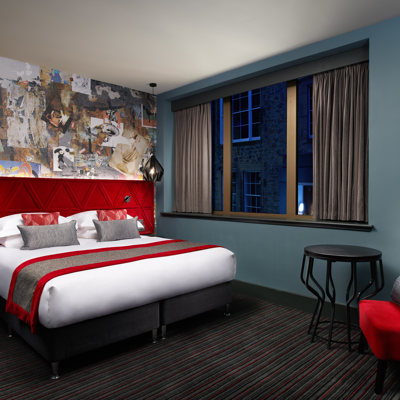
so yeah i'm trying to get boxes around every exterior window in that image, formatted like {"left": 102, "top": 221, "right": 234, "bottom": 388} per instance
{"left": 307, "top": 84, "right": 313, "bottom": 139}
{"left": 211, "top": 76, "right": 313, "bottom": 218}
{"left": 297, "top": 76, "right": 313, "bottom": 216}
{"left": 243, "top": 171, "right": 261, "bottom": 212}
{"left": 231, "top": 82, "right": 287, "bottom": 214}
{"left": 211, "top": 99, "right": 223, "bottom": 211}
{"left": 232, "top": 90, "right": 261, "bottom": 142}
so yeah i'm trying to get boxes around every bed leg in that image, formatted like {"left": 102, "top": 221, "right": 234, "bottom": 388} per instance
{"left": 152, "top": 328, "right": 158, "bottom": 343}
{"left": 7, "top": 326, "right": 12, "bottom": 338}
{"left": 50, "top": 361, "right": 60, "bottom": 380}
{"left": 161, "top": 324, "right": 167, "bottom": 340}
{"left": 224, "top": 303, "right": 231, "bottom": 317}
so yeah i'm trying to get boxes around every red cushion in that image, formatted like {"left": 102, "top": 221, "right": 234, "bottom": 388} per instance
{"left": 22, "top": 212, "right": 60, "bottom": 226}
{"left": 97, "top": 209, "right": 127, "bottom": 221}
{"left": 359, "top": 300, "right": 400, "bottom": 360}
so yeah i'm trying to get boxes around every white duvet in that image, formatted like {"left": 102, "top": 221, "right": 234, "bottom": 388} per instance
{"left": 0, "top": 236, "right": 236, "bottom": 329}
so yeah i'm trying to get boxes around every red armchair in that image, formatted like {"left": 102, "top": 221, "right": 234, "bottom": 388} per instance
{"left": 359, "top": 299, "right": 400, "bottom": 394}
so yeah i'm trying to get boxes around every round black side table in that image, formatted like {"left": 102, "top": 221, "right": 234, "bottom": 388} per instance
{"left": 300, "top": 244, "right": 384, "bottom": 351}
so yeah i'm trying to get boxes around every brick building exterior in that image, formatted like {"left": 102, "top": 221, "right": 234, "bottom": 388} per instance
{"left": 212, "top": 76, "right": 313, "bottom": 215}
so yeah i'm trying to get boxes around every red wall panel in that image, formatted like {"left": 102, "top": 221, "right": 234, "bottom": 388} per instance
{"left": 0, "top": 177, "right": 155, "bottom": 234}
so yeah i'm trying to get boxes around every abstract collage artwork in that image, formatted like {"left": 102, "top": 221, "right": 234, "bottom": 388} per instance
{"left": 0, "top": 56, "right": 156, "bottom": 180}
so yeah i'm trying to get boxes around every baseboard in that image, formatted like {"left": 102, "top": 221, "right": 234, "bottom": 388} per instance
{"left": 232, "top": 280, "right": 358, "bottom": 323}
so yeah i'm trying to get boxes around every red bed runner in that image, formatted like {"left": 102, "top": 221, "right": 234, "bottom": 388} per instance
{"left": 6, "top": 239, "right": 218, "bottom": 332}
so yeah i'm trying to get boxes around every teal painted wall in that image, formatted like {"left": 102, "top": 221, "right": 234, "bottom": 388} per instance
{"left": 156, "top": 17, "right": 400, "bottom": 305}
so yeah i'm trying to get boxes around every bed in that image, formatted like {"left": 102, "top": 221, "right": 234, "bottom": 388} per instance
{"left": 0, "top": 177, "right": 236, "bottom": 378}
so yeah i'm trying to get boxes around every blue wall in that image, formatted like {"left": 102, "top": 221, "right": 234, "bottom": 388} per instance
{"left": 156, "top": 17, "right": 400, "bottom": 304}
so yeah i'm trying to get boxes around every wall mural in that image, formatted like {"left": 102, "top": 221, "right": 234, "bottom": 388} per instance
{"left": 0, "top": 56, "right": 156, "bottom": 179}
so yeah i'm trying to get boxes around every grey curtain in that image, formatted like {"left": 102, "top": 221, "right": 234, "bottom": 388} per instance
{"left": 174, "top": 103, "right": 212, "bottom": 213}
{"left": 313, "top": 62, "right": 369, "bottom": 222}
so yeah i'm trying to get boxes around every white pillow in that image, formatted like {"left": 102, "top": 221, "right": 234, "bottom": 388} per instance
{"left": 67, "top": 210, "right": 145, "bottom": 238}
{"left": 0, "top": 234, "right": 24, "bottom": 248}
{"left": 66, "top": 210, "right": 98, "bottom": 234}
{"left": 77, "top": 229, "right": 98, "bottom": 239}
{"left": 136, "top": 218, "right": 145, "bottom": 231}
{"left": 0, "top": 213, "right": 69, "bottom": 239}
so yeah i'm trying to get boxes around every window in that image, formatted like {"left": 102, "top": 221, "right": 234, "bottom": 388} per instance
{"left": 243, "top": 171, "right": 261, "bottom": 212}
{"left": 232, "top": 90, "right": 261, "bottom": 142}
{"left": 212, "top": 77, "right": 313, "bottom": 218}
{"left": 174, "top": 47, "right": 368, "bottom": 223}
{"left": 297, "top": 76, "right": 313, "bottom": 216}
{"left": 307, "top": 84, "right": 313, "bottom": 139}
{"left": 211, "top": 99, "right": 223, "bottom": 211}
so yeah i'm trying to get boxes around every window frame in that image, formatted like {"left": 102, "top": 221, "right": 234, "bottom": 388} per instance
{"left": 231, "top": 89, "right": 261, "bottom": 143}
{"left": 215, "top": 80, "right": 313, "bottom": 220}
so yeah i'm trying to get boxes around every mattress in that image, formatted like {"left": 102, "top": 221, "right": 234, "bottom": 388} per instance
{"left": 0, "top": 236, "right": 236, "bottom": 329}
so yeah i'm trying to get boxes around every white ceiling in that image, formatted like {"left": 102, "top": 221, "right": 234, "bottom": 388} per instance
{"left": 0, "top": 0, "right": 399, "bottom": 94}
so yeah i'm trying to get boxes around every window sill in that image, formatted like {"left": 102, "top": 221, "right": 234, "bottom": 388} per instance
{"left": 160, "top": 212, "right": 374, "bottom": 232}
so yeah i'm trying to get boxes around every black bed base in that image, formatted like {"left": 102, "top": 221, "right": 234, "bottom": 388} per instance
{"left": 0, "top": 296, "right": 159, "bottom": 379}
{"left": 160, "top": 282, "right": 232, "bottom": 339}
{"left": 0, "top": 282, "right": 232, "bottom": 378}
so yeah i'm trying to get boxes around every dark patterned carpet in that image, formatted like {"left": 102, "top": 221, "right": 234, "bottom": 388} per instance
{"left": 1, "top": 294, "right": 400, "bottom": 399}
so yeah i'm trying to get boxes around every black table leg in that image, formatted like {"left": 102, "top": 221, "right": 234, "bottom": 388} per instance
{"left": 357, "top": 261, "right": 376, "bottom": 301}
{"left": 325, "top": 261, "right": 336, "bottom": 349}
{"left": 371, "top": 259, "right": 384, "bottom": 296}
{"left": 300, "top": 254, "right": 306, "bottom": 285}
{"left": 303, "top": 257, "right": 320, "bottom": 334}
{"left": 301, "top": 255, "right": 317, "bottom": 334}
{"left": 361, "top": 259, "right": 384, "bottom": 300}
{"left": 307, "top": 260, "right": 325, "bottom": 342}
{"left": 378, "top": 259, "right": 384, "bottom": 292}
{"left": 346, "top": 261, "right": 358, "bottom": 351}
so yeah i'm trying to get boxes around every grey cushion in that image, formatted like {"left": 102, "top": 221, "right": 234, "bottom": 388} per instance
{"left": 93, "top": 217, "right": 141, "bottom": 242}
{"left": 18, "top": 220, "right": 80, "bottom": 250}
{"left": 391, "top": 276, "right": 400, "bottom": 305}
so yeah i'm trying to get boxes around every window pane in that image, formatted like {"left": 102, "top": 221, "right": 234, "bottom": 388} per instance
{"left": 244, "top": 171, "right": 261, "bottom": 212}
{"left": 241, "top": 124, "right": 249, "bottom": 140}
{"left": 211, "top": 99, "right": 223, "bottom": 211}
{"left": 233, "top": 113, "right": 240, "bottom": 126}
{"left": 232, "top": 110, "right": 250, "bottom": 141}
{"left": 233, "top": 126, "right": 241, "bottom": 141}
{"left": 232, "top": 92, "right": 249, "bottom": 112}
{"left": 232, "top": 90, "right": 259, "bottom": 143}
{"left": 231, "top": 82, "right": 287, "bottom": 213}
{"left": 252, "top": 108, "right": 260, "bottom": 124}
{"left": 240, "top": 94, "right": 248, "bottom": 110}
{"left": 252, "top": 89, "right": 260, "bottom": 108}
{"left": 252, "top": 124, "right": 259, "bottom": 138}
{"left": 297, "top": 75, "right": 313, "bottom": 216}
{"left": 232, "top": 98, "right": 240, "bottom": 113}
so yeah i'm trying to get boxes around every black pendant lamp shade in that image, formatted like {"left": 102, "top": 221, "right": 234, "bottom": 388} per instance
{"left": 143, "top": 155, "right": 164, "bottom": 182}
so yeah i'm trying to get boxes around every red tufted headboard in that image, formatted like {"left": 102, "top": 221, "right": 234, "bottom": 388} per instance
{"left": 0, "top": 177, "right": 155, "bottom": 234}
